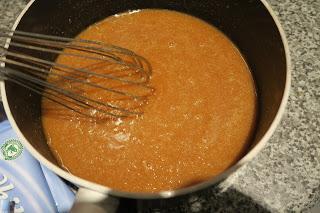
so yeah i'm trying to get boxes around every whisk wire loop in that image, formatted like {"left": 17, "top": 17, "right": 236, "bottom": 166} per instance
{"left": 0, "top": 29, "right": 154, "bottom": 118}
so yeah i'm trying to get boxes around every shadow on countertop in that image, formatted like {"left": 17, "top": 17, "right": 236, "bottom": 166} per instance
{"left": 117, "top": 185, "right": 271, "bottom": 213}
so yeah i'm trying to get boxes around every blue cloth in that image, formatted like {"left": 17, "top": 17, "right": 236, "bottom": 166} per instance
{"left": 0, "top": 120, "right": 75, "bottom": 213}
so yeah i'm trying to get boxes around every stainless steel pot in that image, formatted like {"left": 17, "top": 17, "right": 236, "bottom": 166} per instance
{"left": 1, "top": 0, "right": 290, "bottom": 212}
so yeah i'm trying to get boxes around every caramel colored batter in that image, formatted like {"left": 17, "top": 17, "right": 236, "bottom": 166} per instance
{"left": 42, "top": 9, "right": 257, "bottom": 192}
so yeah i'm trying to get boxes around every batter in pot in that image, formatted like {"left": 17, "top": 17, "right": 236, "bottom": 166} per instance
{"left": 42, "top": 9, "right": 257, "bottom": 192}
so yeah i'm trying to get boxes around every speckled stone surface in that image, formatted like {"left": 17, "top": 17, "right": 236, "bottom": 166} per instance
{"left": 0, "top": 0, "right": 319, "bottom": 212}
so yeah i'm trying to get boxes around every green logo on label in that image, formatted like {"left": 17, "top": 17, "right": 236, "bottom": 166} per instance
{"left": 1, "top": 139, "right": 23, "bottom": 160}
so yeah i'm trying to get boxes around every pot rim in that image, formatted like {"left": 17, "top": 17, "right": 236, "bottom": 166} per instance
{"left": 0, "top": 0, "right": 291, "bottom": 199}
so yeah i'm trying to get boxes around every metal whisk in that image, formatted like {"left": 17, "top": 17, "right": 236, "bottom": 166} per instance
{"left": 0, "top": 29, "right": 154, "bottom": 119}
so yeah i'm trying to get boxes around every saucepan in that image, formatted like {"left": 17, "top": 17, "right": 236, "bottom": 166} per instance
{"left": 1, "top": 0, "right": 290, "bottom": 212}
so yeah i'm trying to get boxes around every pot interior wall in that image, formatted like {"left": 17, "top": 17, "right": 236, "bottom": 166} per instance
{"left": 5, "top": 0, "right": 286, "bottom": 169}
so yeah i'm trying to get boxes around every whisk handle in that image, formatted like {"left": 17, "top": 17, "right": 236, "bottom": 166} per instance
{"left": 70, "top": 188, "right": 119, "bottom": 213}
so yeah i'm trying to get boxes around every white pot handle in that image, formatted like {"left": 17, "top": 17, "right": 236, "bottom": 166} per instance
{"left": 70, "top": 187, "right": 119, "bottom": 213}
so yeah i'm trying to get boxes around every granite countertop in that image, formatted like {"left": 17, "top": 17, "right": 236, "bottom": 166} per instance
{"left": 0, "top": 0, "right": 319, "bottom": 212}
